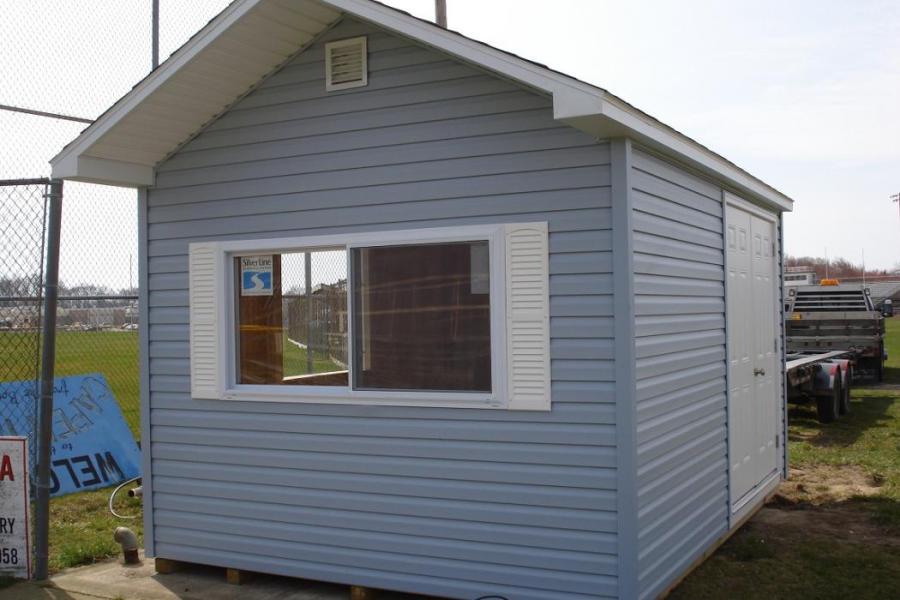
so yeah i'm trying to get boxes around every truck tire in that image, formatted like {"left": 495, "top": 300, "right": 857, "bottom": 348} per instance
{"left": 876, "top": 357, "right": 884, "bottom": 382}
{"left": 839, "top": 365, "right": 852, "bottom": 415}
{"left": 817, "top": 368, "right": 841, "bottom": 423}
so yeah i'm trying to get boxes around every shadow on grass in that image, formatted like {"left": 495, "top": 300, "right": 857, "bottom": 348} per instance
{"left": 849, "top": 494, "right": 900, "bottom": 532}
{"left": 671, "top": 496, "right": 900, "bottom": 600}
{"left": 788, "top": 394, "right": 895, "bottom": 447}
{"left": 884, "top": 365, "right": 900, "bottom": 385}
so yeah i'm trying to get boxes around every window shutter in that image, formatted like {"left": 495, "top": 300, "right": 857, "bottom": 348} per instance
{"left": 505, "top": 222, "right": 551, "bottom": 410}
{"left": 189, "top": 242, "right": 223, "bottom": 399}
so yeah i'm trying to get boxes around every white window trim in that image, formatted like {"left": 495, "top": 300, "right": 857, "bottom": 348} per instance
{"left": 215, "top": 224, "right": 510, "bottom": 409}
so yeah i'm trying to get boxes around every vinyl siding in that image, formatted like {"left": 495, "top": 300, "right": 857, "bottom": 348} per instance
{"left": 630, "top": 148, "right": 729, "bottom": 599}
{"left": 146, "top": 18, "right": 616, "bottom": 600}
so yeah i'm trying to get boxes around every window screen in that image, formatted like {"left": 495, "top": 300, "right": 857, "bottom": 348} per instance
{"left": 351, "top": 241, "right": 491, "bottom": 392}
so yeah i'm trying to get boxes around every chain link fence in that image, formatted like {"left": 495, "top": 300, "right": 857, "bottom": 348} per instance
{"left": 283, "top": 250, "right": 349, "bottom": 376}
{"left": 0, "top": 180, "right": 48, "bottom": 473}
{"left": 1, "top": 3, "right": 233, "bottom": 442}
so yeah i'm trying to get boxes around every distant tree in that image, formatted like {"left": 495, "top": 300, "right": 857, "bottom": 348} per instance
{"left": 0, "top": 275, "right": 40, "bottom": 297}
{"left": 785, "top": 255, "right": 892, "bottom": 280}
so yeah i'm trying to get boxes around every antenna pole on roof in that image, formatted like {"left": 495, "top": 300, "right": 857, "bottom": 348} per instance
{"left": 435, "top": 0, "right": 447, "bottom": 28}
{"left": 151, "top": 0, "right": 160, "bottom": 69}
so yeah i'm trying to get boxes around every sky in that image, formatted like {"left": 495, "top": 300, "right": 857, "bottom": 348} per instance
{"left": 1, "top": 0, "right": 898, "bottom": 289}
{"left": 386, "top": 0, "right": 900, "bottom": 270}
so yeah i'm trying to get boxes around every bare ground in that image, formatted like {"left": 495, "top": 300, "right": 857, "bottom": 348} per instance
{"left": 758, "top": 464, "right": 899, "bottom": 547}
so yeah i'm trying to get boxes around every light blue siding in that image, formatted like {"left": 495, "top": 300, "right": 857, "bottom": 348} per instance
{"left": 630, "top": 148, "right": 729, "bottom": 599}
{"left": 146, "top": 18, "right": 616, "bottom": 600}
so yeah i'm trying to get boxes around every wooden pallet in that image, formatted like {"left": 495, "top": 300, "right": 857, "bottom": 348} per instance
{"left": 154, "top": 557, "right": 381, "bottom": 597}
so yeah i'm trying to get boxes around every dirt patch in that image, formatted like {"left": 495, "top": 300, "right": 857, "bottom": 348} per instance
{"left": 752, "top": 504, "right": 900, "bottom": 547}
{"left": 772, "top": 464, "right": 884, "bottom": 505}
{"left": 755, "top": 464, "right": 899, "bottom": 548}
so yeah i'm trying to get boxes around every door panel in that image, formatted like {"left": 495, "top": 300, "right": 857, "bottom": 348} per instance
{"left": 727, "top": 203, "right": 778, "bottom": 507}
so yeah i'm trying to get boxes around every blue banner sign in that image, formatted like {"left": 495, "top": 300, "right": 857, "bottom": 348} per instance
{"left": 0, "top": 374, "right": 141, "bottom": 497}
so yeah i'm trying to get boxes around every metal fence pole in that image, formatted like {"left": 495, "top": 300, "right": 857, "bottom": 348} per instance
{"left": 33, "top": 178, "right": 63, "bottom": 581}
{"left": 152, "top": 0, "right": 160, "bottom": 69}
{"left": 305, "top": 252, "right": 313, "bottom": 373}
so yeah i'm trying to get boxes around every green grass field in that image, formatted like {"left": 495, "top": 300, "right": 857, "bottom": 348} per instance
{"left": 0, "top": 329, "right": 139, "bottom": 436}
{"left": 0, "top": 329, "right": 142, "bottom": 579}
{"left": 282, "top": 332, "right": 344, "bottom": 376}
{"left": 673, "top": 317, "right": 900, "bottom": 599}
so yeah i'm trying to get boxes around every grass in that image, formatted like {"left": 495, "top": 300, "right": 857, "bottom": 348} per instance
{"left": 1, "top": 330, "right": 142, "bottom": 578}
{"left": 0, "top": 487, "right": 145, "bottom": 583}
{"left": 0, "top": 329, "right": 139, "bottom": 437}
{"left": 884, "top": 315, "right": 900, "bottom": 384}
{"left": 282, "top": 332, "right": 344, "bottom": 376}
{"left": 48, "top": 486, "right": 143, "bottom": 573}
{"left": 673, "top": 317, "right": 900, "bottom": 599}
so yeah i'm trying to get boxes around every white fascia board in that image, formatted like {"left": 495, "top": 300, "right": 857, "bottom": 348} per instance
{"left": 323, "top": 0, "right": 792, "bottom": 213}
{"left": 322, "top": 0, "right": 601, "bottom": 101}
{"left": 51, "top": 155, "right": 156, "bottom": 187}
{"left": 48, "top": 0, "right": 265, "bottom": 185}
{"left": 47, "top": 0, "right": 793, "bottom": 209}
{"left": 559, "top": 98, "right": 793, "bottom": 212}
{"left": 600, "top": 98, "right": 793, "bottom": 212}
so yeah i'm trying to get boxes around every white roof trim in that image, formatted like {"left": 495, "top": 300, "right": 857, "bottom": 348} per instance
{"left": 51, "top": 0, "right": 271, "bottom": 187}
{"left": 50, "top": 0, "right": 792, "bottom": 211}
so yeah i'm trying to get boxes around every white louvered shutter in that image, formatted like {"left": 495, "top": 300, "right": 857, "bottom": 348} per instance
{"left": 505, "top": 222, "right": 551, "bottom": 410}
{"left": 189, "top": 242, "right": 223, "bottom": 399}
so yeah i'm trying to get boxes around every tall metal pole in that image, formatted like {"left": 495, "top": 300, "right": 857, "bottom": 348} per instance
{"left": 151, "top": 0, "right": 160, "bottom": 69}
{"left": 305, "top": 252, "right": 313, "bottom": 374}
{"left": 435, "top": 0, "right": 447, "bottom": 28}
{"left": 33, "top": 179, "right": 63, "bottom": 581}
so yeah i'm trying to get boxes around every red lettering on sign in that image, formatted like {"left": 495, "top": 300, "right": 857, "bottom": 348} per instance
{"left": 0, "top": 454, "right": 13, "bottom": 481}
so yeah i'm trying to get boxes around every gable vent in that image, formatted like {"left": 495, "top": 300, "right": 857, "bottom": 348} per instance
{"left": 325, "top": 36, "right": 368, "bottom": 91}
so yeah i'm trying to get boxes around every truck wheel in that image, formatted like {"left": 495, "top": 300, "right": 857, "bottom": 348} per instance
{"left": 817, "top": 368, "right": 841, "bottom": 423}
{"left": 839, "top": 366, "right": 852, "bottom": 415}
{"left": 876, "top": 357, "right": 884, "bottom": 382}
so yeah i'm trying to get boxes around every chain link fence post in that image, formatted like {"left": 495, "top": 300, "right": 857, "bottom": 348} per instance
{"left": 33, "top": 178, "right": 63, "bottom": 581}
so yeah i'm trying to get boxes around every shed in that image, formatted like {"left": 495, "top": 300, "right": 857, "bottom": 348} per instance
{"left": 51, "top": 1, "right": 793, "bottom": 598}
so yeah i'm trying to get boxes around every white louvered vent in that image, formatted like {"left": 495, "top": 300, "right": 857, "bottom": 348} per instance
{"left": 325, "top": 36, "right": 368, "bottom": 91}
{"left": 189, "top": 242, "right": 223, "bottom": 399}
{"left": 505, "top": 222, "right": 551, "bottom": 411}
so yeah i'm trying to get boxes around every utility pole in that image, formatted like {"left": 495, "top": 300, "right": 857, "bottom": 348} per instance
{"left": 892, "top": 192, "right": 899, "bottom": 220}
{"left": 435, "top": 0, "right": 447, "bottom": 28}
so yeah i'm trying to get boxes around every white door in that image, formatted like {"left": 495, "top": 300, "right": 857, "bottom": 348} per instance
{"left": 726, "top": 201, "right": 779, "bottom": 507}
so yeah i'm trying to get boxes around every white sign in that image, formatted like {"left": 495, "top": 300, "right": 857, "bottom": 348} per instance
{"left": 0, "top": 437, "right": 30, "bottom": 579}
{"left": 240, "top": 255, "right": 274, "bottom": 296}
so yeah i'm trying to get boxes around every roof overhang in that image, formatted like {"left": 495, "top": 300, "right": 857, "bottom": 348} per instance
{"left": 51, "top": 0, "right": 793, "bottom": 212}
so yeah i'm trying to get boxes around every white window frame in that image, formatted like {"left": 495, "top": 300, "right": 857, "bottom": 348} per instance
{"left": 216, "top": 224, "right": 509, "bottom": 409}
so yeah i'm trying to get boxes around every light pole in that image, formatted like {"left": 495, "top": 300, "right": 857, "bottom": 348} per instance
{"left": 892, "top": 193, "right": 899, "bottom": 270}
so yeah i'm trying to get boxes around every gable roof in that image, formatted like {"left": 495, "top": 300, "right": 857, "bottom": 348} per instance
{"left": 50, "top": 0, "right": 793, "bottom": 211}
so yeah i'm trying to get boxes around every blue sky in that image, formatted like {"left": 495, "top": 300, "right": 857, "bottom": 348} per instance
{"left": 2, "top": 0, "right": 898, "bottom": 288}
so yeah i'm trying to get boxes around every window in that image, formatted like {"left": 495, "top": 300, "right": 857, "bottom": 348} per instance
{"left": 188, "top": 223, "right": 550, "bottom": 410}
{"left": 234, "top": 249, "right": 347, "bottom": 386}
{"left": 352, "top": 241, "right": 491, "bottom": 392}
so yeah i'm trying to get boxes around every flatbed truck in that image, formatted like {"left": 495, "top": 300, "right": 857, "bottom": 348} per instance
{"left": 783, "top": 283, "right": 886, "bottom": 422}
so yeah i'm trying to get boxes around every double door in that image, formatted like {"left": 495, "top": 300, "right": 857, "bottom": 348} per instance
{"left": 726, "top": 200, "right": 779, "bottom": 507}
